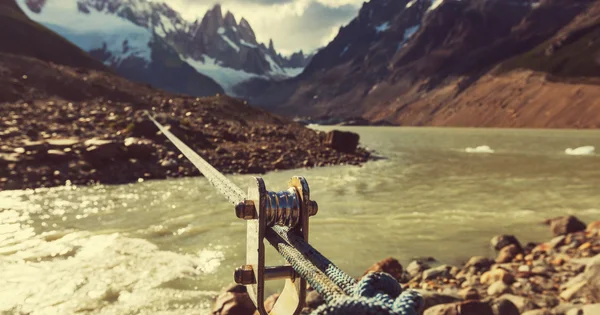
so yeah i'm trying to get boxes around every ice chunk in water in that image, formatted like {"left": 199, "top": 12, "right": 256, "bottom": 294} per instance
{"left": 465, "top": 145, "right": 494, "bottom": 153}
{"left": 565, "top": 146, "right": 595, "bottom": 156}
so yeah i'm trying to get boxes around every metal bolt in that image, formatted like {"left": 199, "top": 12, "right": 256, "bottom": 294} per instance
{"left": 234, "top": 265, "right": 256, "bottom": 285}
{"left": 308, "top": 200, "right": 318, "bottom": 216}
{"left": 235, "top": 200, "right": 257, "bottom": 220}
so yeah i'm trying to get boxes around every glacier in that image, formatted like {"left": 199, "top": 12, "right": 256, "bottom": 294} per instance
{"left": 17, "top": 0, "right": 153, "bottom": 65}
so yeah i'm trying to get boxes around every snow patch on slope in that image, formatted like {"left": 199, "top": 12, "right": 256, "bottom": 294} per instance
{"left": 428, "top": 0, "right": 444, "bottom": 11}
{"left": 220, "top": 35, "right": 240, "bottom": 52}
{"left": 375, "top": 21, "right": 391, "bottom": 33}
{"left": 17, "top": 0, "right": 152, "bottom": 64}
{"left": 184, "top": 56, "right": 265, "bottom": 96}
{"left": 406, "top": 0, "right": 417, "bottom": 8}
{"left": 239, "top": 39, "right": 257, "bottom": 48}
{"left": 404, "top": 25, "right": 420, "bottom": 39}
{"left": 340, "top": 45, "right": 350, "bottom": 56}
{"left": 283, "top": 67, "right": 304, "bottom": 77}
{"left": 397, "top": 25, "right": 420, "bottom": 51}
{"left": 158, "top": 14, "right": 176, "bottom": 34}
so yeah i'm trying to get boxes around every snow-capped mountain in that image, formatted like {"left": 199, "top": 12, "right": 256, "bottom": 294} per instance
{"left": 17, "top": 0, "right": 313, "bottom": 96}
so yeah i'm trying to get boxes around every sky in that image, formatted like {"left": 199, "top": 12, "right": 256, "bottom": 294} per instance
{"left": 166, "top": 0, "right": 364, "bottom": 55}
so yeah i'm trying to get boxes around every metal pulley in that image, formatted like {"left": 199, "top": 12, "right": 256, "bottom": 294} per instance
{"left": 234, "top": 176, "right": 318, "bottom": 315}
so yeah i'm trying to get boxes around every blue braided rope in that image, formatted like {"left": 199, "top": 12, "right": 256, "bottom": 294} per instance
{"left": 310, "top": 272, "right": 423, "bottom": 315}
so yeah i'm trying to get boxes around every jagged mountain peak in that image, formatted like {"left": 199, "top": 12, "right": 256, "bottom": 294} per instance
{"left": 224, "top": 10, "right": 237, "bottom": 27}
{"left": 18, "top": 0, "right": 314, "bottom": 96}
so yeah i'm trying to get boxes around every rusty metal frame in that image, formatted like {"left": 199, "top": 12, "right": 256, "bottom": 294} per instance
{"left": 235, "top": 176, "right": 311, "bottom": 315}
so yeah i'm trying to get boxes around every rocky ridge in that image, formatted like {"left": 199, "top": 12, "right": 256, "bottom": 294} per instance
{"left": 0, "top": 54, "right": 369, "bottom": 191}
{"left": 247, "top": 0, "right": 600, "bottom": 128}
{"left": 211, "top": 215, "right": 600, "bottom": 315}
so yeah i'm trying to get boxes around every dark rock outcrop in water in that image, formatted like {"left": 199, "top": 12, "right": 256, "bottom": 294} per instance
{"left": 211, "top": 216, "right": 600, "bottom": 315}
{"left": 0, "top": 3, "right": 370, "bottom": 191}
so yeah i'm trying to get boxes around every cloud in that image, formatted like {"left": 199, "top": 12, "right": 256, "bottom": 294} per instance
{"left": 167, "top": 0, "right": 361, "bottom": 55}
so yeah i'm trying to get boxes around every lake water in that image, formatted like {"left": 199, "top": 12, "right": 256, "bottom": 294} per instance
{"left": 1, "top": 127, "right": 599, "bottom": 314}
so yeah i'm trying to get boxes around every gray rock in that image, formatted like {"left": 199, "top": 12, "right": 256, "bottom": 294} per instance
{"left": 211, "top": 285, "right": 256, "bottom": 315}
{"left": 566, "top": 304, "right": 600, "bottom": 315}
{"left": 458, "top": 287, "right": 480, "bottom": 300}
{"left": 490, "top": 298, "right": 520, "bottom": 315}
{"left": 47, "top": 138, "right": 79, "bottom": 148}
{"left": 46, "top": 149, "right": 73, "bottom": 162}
{"left": 544, "top": 216, "right": 586, "bottom": 236}
{"left": 84, "top": 138, "right": 123, "bottom": 161}
{"left": 487, "top": 281, "right": 512, "bottom": 296}
{"left": 424, "top": 300, "right": 494, "bottom": 315}
{"left": 0, "top": 153, "right": 22, "bottom": 164}
{"left": 497, "top": 294, "right": 539, "bottom": 313}
{"left": 496, "top": 244, "right": 521, "bottom": 263}
{"left": 406, "top": 260, "right": 430, "bottom": 278}
{"left": 552, "top": 304, "right": 577, "bottom": 315}
{"left": 491, "top": 235, "right": 522, "bottom": 251}
{"left": 124, "top": 137, "right": 155, "bottom": 159}
{"left": 521, "top": 309, "right": 551, "bottom": 315}
{"left": 465, "top": 256, "right": 493, "bottom": 272}
{"left": 415, "top": 290, "right": 461, "bottom": 311}
{"left": 423, "top": 265, "right": 453, "bottom": 280}
{"left": 324, "top": 130, "right": 359, "bottom": 153}
{"left": 548, "top": 235, "right": 566, "bottom": 249}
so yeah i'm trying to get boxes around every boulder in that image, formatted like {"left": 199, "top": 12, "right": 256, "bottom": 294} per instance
{"left": 496, "top": 244, "right": 521, "bottom": 263}
{"left": 464, "top": 256, "right": 493, "bottom": 272}
{"left": 490, "top": 235, "right": 522, "bottom": 251}
{"left": 487, "top": 281, "right": 512, "bottom": 296}
{"left": 46, "top": 149, "right": 73, "bottom": 162}
{"left": 586, "top": 221, "right": 600, "bottom": 235}
{"left": 458, "top": 287, "right": 480, "bottom": 300}
{"left": 264, "top": 293, "right": 279, "bottom": 313}
{"left": 416, "top": 290, "right": 461, "bottom": 311}
{"left": 559, "top": 280, "right": 587, "bottom": 301}
{"left": 424, "top": 300, "right": 494, "bottom": 315}
{"left": 123, "top": 137, "right": 155, "bottom": 159}
{"left": 130, "top": 114, "right": 162, "bottom": 138}
{"left": 489, "top": 298, "right": 520, "bottom": 315}
{"left": 324, "top": 130, "right": 359, "bottom": 153}
{"left": 83, "top": 138, "right": 123, "bottom": 162}
{"left": 407, "top": 260, "right": 430, "bottom": 278}
{"left": 552, "top": 304, "right": 577, "bottom": 315}
{"left": 565, "top": 304, "right": 600, "bottom": 315}
{"left": 211, "top": 284, "right": 256, "bottom": 315}
{"left": 481, "top": 268, "right": 515, "bottom": 285}
{"left": 0, "top": 153, "right": 22, "bottom": 164}
{"left": 497, "top": 294, "right": 539, "bottom": 313}
{"left": 362, "top": 257, "right": 403, "bottom": 281}
{"left": 22, "top": 140, "right": 47, "bottom": 151}
{"left": 521, "top": 309, "right": 552, "bottom": 315}
{"left": 46, "top": 138, "right": 79, "bottom": 149}
{"left": 544, "top": 216, "right": 586, "bottom": 236}
{"left": 423, "top": 265, "right": 453, "bottom": 280}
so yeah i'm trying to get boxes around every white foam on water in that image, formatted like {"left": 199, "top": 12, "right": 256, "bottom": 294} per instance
{"left": 0, "top": 232, "right": 223, "bottom": 314}
{"left": 465, "top": 145, "right": 495, "bottom": 153}
{"left": 565, "top": 146, "right": 595, "bottom": 156}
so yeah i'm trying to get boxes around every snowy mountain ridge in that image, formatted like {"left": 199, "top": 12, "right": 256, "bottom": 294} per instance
{"left": 18, "top": 0, "right": 313, "bottom": 95}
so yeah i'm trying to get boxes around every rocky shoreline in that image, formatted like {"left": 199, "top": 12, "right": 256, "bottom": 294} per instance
{"left": 212, "top": 215, "right": 600, "bottom": 315}
{"left": 0, "top": 95, "right": 371, "bottom": 191}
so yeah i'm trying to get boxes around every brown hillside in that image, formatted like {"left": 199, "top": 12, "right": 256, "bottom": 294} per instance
{"left": 0, "top": 0, "right": 107, "bottom": 71}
